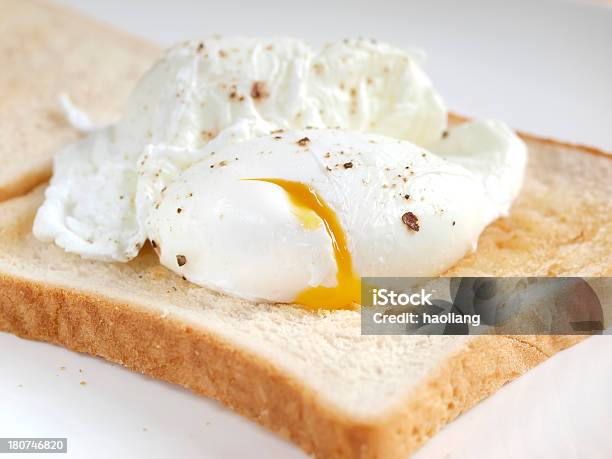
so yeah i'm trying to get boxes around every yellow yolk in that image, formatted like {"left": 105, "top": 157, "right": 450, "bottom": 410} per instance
{"left": 248, "top": 178, "right": 361, "bottom": 310}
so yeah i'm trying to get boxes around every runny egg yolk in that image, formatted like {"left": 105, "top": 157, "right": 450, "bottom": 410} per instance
{"left": 247, "top": 178, "right": 361, "bottom": 310}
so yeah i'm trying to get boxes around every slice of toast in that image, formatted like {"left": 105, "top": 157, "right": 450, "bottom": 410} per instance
{"left": 0, "top": 132, "right": 609, "bottom": 458}
{"left": 1, "top": 2, "right": 611, "bottom": 458}
{"left": 0, "top": 0, "right": 158, "bottom": 202}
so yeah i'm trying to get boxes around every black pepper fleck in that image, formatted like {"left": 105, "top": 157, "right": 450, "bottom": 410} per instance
{"left": 401, "top": 212, "right": 420, "bottom": 232}
{"left": 343, "top": 162, "right": 353, "bottom": 169}
{"left": 176, "top": 255, "right": 187, "bottom": 267}
{"left": 250, "top": 81, "right": 269, "bottom": 100}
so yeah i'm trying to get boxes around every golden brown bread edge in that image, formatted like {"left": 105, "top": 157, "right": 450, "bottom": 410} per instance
{"left": 0, "top": 273, "right": 584, "bottom": 459}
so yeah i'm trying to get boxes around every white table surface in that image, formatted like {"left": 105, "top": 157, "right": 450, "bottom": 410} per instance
{"left": 2, "top": 0, "right": 611, "bottom": 458}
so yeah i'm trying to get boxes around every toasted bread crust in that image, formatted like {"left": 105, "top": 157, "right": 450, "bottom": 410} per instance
{"left": 0, "top": 272, "right": 584, "bottom": 458}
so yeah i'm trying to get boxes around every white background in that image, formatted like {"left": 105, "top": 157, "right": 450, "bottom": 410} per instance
{"left": 2, "top": 1, "right": 611, "bottom": 458}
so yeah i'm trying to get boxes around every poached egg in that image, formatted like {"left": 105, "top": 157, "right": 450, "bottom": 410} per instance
{"left": 33, "top": 37, "right": 527, "bottom": 309}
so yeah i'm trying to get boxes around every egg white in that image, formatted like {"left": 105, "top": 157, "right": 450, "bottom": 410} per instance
{"left": 148, "top": 127, "right": 523, "bottom": 303}
{"left": 34, "top": 37, "right": 448, "bottom": 263}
